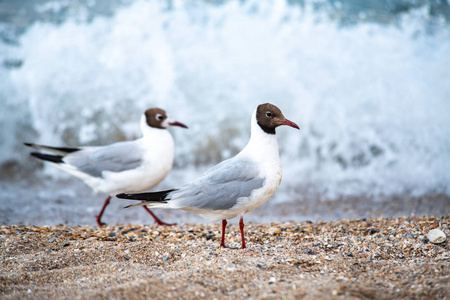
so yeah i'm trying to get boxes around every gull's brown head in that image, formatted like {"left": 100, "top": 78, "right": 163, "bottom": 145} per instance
{"left": 255, "top": 103, "right": 299, "bottom": 134}
{"left": 145, "top": 108, "right": 188, "bottom": 129}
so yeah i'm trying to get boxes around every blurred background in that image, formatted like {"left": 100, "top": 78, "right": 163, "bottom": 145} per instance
{"left": 1, "top": 0, "right": 449, "bottom": 226}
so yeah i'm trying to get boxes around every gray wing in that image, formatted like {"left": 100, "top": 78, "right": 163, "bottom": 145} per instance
{"left": 172, "top": 157, "right": 264, "bottom": 210}
{"left": 64, "top": 141, "right": 144, "bottom": 178}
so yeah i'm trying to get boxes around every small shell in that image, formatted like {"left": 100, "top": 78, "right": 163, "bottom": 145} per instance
{"left": 427, "top": 228, "right": 446, "bottom": 244}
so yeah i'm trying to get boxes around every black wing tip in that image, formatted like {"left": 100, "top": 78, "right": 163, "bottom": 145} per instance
{"left": 116, "top": 193, "right": 147, "bottom": 200}
{"left": 116, "top": 193, "right": 130, "bottom": 199}
{"left": 116, "top": 189, "right": 177, "bottom": 201}
{"left": 24, "top": 143, "right": 81, "bottom": 154}
{"left": 30, "top": 152, "right": 64, "bottom": 163}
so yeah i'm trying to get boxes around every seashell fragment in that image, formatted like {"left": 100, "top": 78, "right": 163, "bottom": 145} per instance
{"left": 427, "top": 228, "right": 446, "bottom": 244}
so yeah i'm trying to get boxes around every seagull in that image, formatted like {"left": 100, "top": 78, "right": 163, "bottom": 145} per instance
{"left": 117, "top": 103, "right": 299, "bottom": 249}
{"left": 25, "top": 107, "right": 187, "bottom": 226}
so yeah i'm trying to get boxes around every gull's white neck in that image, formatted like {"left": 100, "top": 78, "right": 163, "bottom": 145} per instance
{"left": 139, "top": 114, "right": 174, "bottom": 155}
{"left": 140, "top": 115, "right": 167, "bottom": 138}
{"left": 238, "top": 109, "right": 280, "bottom": 165}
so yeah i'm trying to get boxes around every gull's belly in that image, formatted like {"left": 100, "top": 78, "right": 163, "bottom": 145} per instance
{"left": 242, "top": 168, "right": 282, "bottom": 214}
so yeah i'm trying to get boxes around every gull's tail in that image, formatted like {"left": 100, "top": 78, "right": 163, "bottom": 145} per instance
{"left": 117, "top": 189, "right": 176, "bottom": 208}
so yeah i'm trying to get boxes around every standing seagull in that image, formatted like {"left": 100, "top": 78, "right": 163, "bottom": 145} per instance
{"left": 25, "top": 107, "right": 187, "bottom": 226}
{"left": 117, "top": 103, "right": 299, "bottom": 249}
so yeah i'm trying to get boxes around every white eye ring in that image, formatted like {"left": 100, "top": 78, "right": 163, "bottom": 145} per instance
{"left": 156, "top": 114, "right": 164, "bottom": 121}
{"left": 265, "top": 111, "right": 272, "bottom": 117}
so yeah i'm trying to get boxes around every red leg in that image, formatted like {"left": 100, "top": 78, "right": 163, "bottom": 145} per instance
{"left": 96, "top": 196, "right": 111, "bottom": 226}
{"left": 142, "top": 205, "right": 175, "bottom": 226}
{"left": 239, "top": 216, "right": 246, "bottom": 249}
{"left": 220, "top": 219, "right": 228, "bottom": 248}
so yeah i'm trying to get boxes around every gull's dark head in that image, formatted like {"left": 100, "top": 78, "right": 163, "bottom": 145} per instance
{"left": 255, "top": 103, "right": 300, "bottom": 134}
{"left": 144, "top": 108, "right": 188, "bottom": 129}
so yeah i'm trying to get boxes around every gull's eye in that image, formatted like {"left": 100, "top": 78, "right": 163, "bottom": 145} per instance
{"left": 265, "top": 111, "right": 272, "bottom": 117}
{"left": 156, "top": 114, "right": 164, "bottom": 121}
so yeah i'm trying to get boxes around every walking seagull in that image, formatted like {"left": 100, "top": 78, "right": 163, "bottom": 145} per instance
{"left": 117, "top": 103, "right": 299, "bottom": 248}
{"left": 25, "top": 107, "right": 187, "bottom": 226}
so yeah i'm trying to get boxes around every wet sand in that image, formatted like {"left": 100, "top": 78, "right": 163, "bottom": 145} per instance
{"left": 1, "top": 215, "right": 449, "bottom": 299}
{"left": 1, "top": 177, "right": 449, "bottom": 226}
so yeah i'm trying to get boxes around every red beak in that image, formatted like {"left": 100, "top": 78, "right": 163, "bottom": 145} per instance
{"left": 169, "top": 121, "right": 188, "bottom": 128}
{"left": 278, "top": 119, "right": 300, "bottom": 130}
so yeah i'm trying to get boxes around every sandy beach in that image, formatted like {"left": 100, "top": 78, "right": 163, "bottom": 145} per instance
{"left": 1, "top": 215, "right": 448, "bottom": 299}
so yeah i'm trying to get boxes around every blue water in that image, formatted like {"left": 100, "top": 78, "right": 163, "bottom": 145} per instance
{"left": 1, "top": 0, "right": 449, "bottom": 225}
